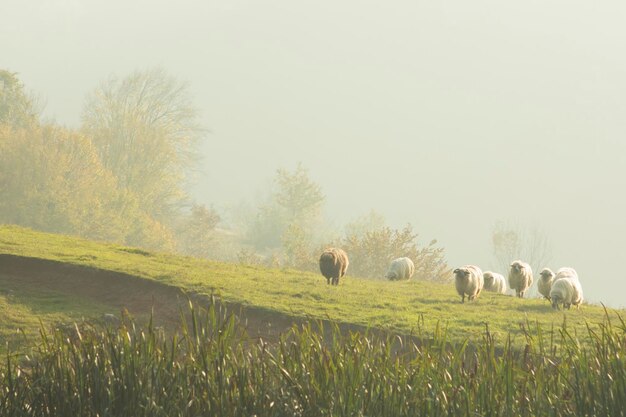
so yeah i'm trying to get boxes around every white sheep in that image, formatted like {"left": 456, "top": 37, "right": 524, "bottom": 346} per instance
{"left": 508, "top": 260, "right": 533, "bottom": 298}
{"left": 482, "top": 271, "right": 507, "bottom": 294}
{"left": 385, "top": 257, "right": 415, "bottom": 281}
{"left": 537, "top": 268, "right": 555, "bottom": 300}
{"left": 453, "top": 265, "right": 484, "bottom": 303}
{"left": 550, "top": 276, "right": 583, "bottom": 310}
{"left": 554, "top": 267, "right": 579, "bottom": 282}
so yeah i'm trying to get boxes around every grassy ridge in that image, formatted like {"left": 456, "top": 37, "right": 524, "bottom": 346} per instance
{"left": 0, "top": 225, "right": 623, "bottom": 348}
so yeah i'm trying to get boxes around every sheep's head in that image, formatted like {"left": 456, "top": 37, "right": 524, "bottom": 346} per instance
{"left": 483, "top": 272, "right": 494, "bottom": 286}
{"left": 551, "top": 295, "right": 562, "bottom": 310}
{"left": 540, "top": 268, "right": 554, "bottom": 281}
{"left": 386, "top": 271, "right": 397, "bottom": 281}
{"left": 510, "top": 261, "right": 525, "bottom": 274}
{"left": 453, "top": 268, "right": 470, "bottom": 281}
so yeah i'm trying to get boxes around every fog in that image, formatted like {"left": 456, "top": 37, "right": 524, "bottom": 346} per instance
{"left": 3, "top": 0, "right": 626, "bottom": 307}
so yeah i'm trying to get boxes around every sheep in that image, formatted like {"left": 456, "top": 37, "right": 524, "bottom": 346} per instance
{"left": 537, "top": 268, "right": 555, "bottom": 300}
{"left": 319, "top": 248, "right": 349, "bottom": 285}
{"left": 483, "top": 271, "right": 507, "bottom": 294}
{"left": 508, "top": 260, "right": 533, "bottom": 298}
{"left": 550, "top": 276, "right": 583, "bottom": 310}
{"left": 554, "top": 267, "right": 579, "bottom": 282}
{"left": 453, "top": 265, "right": 484, "bottom": 303}
{"left": 385, "top": 257, "right": 415, "bottom": 281}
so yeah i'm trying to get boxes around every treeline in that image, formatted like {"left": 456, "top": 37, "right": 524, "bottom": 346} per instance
{"left": 0, "top": 68, "right": 203, "bottom": 251}
{"left": 0, "top": 69, "right": 448, "bottom": 281}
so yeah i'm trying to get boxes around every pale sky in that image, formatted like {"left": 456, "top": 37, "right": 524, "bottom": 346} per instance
{"left": 2, "top": 0, "right": 626, "bottom": 307}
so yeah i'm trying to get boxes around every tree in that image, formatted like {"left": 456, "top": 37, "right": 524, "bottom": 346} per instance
{"left": 340, "top": 223, "right": 450, "bottom": 282}
{"left": 274, "top": 163, "right": 324, "bottom": 223}
{"left": 0, "top": 69, "right": 39, "bottom": 128}
{"left": 81, "top": 68, "right": 205, "bottom": 222}
{"left": 246, "top": 164, "right": 325, "bottom": 251}
{"left": 0, "top": 123, "right": 140, "bottom": 243}
{"left": 491, "top": 220, "right": 553, "bottom": 276}
{"left": 282, "top": 223, "right": 316, "bottom": 271}
{"left": 344, "top": 210, "right": 386, "bottom": 238}
{"left": 175, "top": 204, "right": 221, "bottom": 258}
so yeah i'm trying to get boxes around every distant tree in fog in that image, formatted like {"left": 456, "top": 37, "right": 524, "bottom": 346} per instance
{"left": 0, "top": 69, "right": 39, "bottom": 128}
{"left": 247, "top": 164, "right": 325, "bottom": 252}
{"left": 344, "top": 210, "right": 386, "bottom": 238}
{"left": 82, "top": 68, "right": 205, "bottom": 222}
{"left": 492, "top": 220, "right": 552, "bottom": 276}
{"left": 274, "top": 163, "right": 325, "bottom": 224}
{"left": 175, "top": 204, "right": 221, "bottom": 258}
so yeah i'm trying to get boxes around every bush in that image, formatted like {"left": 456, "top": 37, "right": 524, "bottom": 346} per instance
{"left": 340, "top": 224, "right": 450, "bottom": 282}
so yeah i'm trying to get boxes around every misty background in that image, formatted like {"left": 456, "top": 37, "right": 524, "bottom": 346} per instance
{"left": 2, "top": 0, "right": 625, "bottom": 307}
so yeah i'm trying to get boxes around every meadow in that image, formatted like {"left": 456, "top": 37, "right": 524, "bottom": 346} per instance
{"left": 1, "top": 225, "right": 626, "bottom": 416}
{"left": 0, "top": 225, "right": 622, "bottom": 350}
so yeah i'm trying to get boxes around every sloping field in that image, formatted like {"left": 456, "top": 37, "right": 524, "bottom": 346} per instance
{"left": 0, "top": 225, "right": 623, "bottom": 352}
{"left": 0, "top": 254, "right": 367, "bottom": 352}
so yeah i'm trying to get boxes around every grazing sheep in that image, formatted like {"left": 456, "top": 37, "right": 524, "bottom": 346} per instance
{"left": 483, "top": 271, "right": 507, "bottom": 294}
{"left": 319, "top": 248, "right": 349, "bottom": 285}
{"left": 508, "top": 260, "right": 533, "bottom": 298}
{"left": 453, "top": 265, "right": 484, "bottom": 303}
{"left": 537, "top": 268, "right": 555, "bottom": 300}
{"left": 550, "top": 277, "right": 584, "bottom": 310}
{"left": 385, "top": 257, "right": 415, "bottom": 281}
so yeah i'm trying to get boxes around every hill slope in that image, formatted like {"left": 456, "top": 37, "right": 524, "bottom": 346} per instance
{"left": 0, "top": 225, "right": 622, "bottom": 351}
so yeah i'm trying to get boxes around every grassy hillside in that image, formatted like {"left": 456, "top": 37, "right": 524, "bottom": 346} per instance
{"left": 0, "top": 225, "right": 623, "bottom": 350}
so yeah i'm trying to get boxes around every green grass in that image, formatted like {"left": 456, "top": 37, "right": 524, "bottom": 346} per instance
{"left": 0, "top": 224, "right": 623, "bottom": 350}
{"left": 2, "top": 300, "right": 625, "bottom": 417}
{"left": 0, "top": 271, "right": 112, "bottom": 351}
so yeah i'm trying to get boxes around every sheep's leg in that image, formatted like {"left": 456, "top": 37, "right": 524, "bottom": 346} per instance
{"left": 326, "top": 277, "right": 331, "bottom": 285}
{"left": 461, "top": 294, "right": 465, "bottom": 303}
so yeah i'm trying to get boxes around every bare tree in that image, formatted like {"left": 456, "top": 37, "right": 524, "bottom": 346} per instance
{"left": 492, "top": 220, "right": 553, "bottom": 277}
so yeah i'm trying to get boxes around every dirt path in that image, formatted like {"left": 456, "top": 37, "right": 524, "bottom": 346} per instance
{"left": 0, "top": 254, "right": 368, "bottom": 343}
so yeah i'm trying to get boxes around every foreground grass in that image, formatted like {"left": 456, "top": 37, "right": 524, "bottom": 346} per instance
{"left": 2, "top": 301, "right": 625, "bottom": 417}
{"left": 0, "top": 225, "right": 623, "bottom": 349}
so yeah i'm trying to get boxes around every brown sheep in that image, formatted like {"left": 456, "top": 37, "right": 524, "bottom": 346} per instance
{"left": 319, "top": 248, "right": 349, "bottom": 285}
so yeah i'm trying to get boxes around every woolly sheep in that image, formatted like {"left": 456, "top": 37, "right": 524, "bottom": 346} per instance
{"left": 319, "top": 248, "right": 349, "bottom": 286}
{"left": 554, "top": 267, "right": 579, "bottom": 282}
{"left": 453, "top": 265, "right": 484, "bottom": 303}
{"left": 537, "top": 268, "right": 555, "bottom": 300}
{"left": 550, "top": 277, "right": 583, "bottom": 310}
{"left": 385, "top": 257, "right": 415, "bottom": 281}
{"left": 483, "top": 271, "right": 507, "bottom": 294}
{"left": 508, "top": 260, "right": 533, "bottom": 298}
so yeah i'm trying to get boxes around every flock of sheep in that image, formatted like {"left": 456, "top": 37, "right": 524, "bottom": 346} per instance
{"left": 318, "top": 248, "right": 584, "bottom": 310}
{"left": 453, "top": 261, "right": 584, "bottom": 310}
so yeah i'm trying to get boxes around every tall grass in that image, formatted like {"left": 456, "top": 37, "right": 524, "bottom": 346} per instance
{"left": 1, "top": 300, "right": 625, "bottom": 417}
